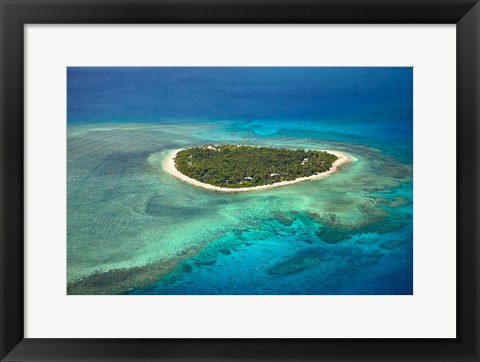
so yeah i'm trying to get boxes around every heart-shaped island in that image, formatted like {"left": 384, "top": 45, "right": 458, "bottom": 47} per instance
{"left": 163, "top": 144, "right": 351, "bottom": 192}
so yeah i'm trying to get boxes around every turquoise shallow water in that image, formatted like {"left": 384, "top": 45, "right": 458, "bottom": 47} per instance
{"left": 67, "top": 120, "right": 412, "bottom": 295}
{"left": 67, "top": 67, "right": 413, "bottom": 295}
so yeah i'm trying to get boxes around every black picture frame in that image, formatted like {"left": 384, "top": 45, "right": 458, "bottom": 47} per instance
{"left": 1, "top": 1, "right": 479, "bottom": 361}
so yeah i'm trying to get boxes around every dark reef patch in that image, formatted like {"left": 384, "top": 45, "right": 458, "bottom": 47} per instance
{"left": 389, "top": 196, "right": 411, "bottom": 208}
{"left": 301, "top": 239, "right": 314, "bottom": 244}
{"left": 180, "top": 263, "right": 193, "bottom": 273}
{"left": 268, "top": 254, "right": 323, "bottom": 275}
{"left": 267, "top": 247, "right": 384, "bottom": 279}
{"left": 308, "top": 198, "right": 407, "bottom": 243}
{"left": 67, "top": 234, "right": 213, "bottom": 294}
{"left": 272, "top": 212, "right": 295, "bottom": 227}
{"left": 68, "top": 258, "right": 179, "bottom": 295}
{"left": 195, "top": 259, "right": 217, "bottom": 266}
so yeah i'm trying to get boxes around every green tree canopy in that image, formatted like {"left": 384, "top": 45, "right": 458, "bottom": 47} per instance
{"left": 174, "top": 144, "right": 338, "bottom": 188}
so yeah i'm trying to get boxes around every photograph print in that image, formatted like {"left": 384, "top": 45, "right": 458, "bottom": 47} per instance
{"left": 67, "top": 67, "right": 413, "bottom": 295}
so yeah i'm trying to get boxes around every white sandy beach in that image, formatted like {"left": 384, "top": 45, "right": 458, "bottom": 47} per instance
{"left": 163, "top": 148, "right": 351, "bottom": 192}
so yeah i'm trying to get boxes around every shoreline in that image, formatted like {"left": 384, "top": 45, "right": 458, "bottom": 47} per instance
{"left": 162, "top": 148, "right": 351, "bottom": 192}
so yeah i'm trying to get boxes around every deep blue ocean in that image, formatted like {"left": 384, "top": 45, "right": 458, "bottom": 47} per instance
{"left": 67, "top": 67, "right": 413, "bottom": 295}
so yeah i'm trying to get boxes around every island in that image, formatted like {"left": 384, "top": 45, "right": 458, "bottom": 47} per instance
{"left": 163, "top": 144, "right": 351, "bottom": 192}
